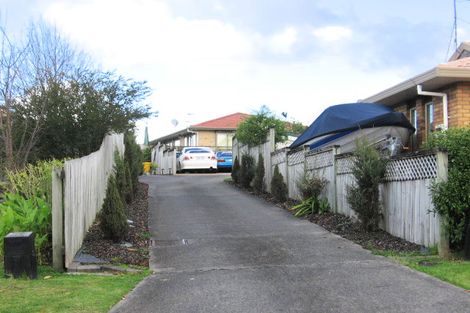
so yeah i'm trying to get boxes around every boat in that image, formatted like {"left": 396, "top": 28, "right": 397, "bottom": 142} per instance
{"left": 290, "top": 103, "right": 415, "bottom": 155}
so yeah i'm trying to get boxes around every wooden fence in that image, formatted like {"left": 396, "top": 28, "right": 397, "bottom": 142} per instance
{"left": 232, "top": 130, "right": 448, "bottom": 249}
{"left": 151, "top": 143, "right": 177, "bottom": 175}
{"left": 52, "top": 133, "right": 124, "bottom": 269}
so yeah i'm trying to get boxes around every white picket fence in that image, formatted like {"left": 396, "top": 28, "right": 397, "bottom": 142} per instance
{"left": 52, "top": 133, "right": 125, "bottom": 269}
{"left": 233, "top": 130, "right": 447, "bottom": 248}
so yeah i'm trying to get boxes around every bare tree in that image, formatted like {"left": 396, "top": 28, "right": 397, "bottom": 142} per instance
{"left": 0, "top": 20, "right": 90, "bottom": 170}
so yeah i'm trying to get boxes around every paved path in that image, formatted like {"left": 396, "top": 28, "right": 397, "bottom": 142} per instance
{"left": 111, "top": 174, "right": 470, "bottom": 313}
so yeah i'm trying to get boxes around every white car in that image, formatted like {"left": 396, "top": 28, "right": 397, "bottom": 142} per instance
{"left": 177, "top": 147, "right": 217, "bottom": 173}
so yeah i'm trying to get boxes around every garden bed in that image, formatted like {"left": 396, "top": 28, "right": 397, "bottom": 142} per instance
{"left": 81, "top": 182, "right": 150, "bottom": 267}
{"left": 228, "top": 179, "right": 422, "bottom": 254}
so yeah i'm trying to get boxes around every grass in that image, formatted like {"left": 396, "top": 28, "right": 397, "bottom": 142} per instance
{"left": 373, "top": 250, "right": 470, "bottom": 290}
{"left": 0, "top": 262, "right": 150, "bottom": 313}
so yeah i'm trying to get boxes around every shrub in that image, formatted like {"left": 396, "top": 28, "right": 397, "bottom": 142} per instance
{"left": 271, "top": 164, "right": 288, "bottom": 203}
{"left": 232, "top": 156, "right": 240, "bottom": 184}
{"left": 99, "top": 174, "right": 128, "bottom": 242}
{"left": 239, "top": 154, "right": 255, "bottom": 188}
{"left": 0, "top": 193, "right": 51, "bottom": 263}
{"left": 124, "top": 132, "right": 143, "bottom": 196}
{"left": 114, "top": 150, "right": 132, "bottom": 204}
{"left": 427, "top": 128, "right": 470, "bottom": 257}
{"left": 5, "top": 159, "right": 64, "bottom": 208}
{"left": 347, "top": 140, "right": 387, "bottom": 231}
{"left": 253, "top": 153, "right": 265, "bottom": 193}
{"left": 296, "top": 172, "right": 328, "bottom": 201}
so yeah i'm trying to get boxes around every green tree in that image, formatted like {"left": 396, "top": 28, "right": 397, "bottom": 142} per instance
{"left": 14, "top": 71, "right": 151, "bottom": 161}
{"left": 287, "top": 121, "right": 307, "bottom": 135}
{"left": 235, "top": 106, "right": 287, "bottom": 146}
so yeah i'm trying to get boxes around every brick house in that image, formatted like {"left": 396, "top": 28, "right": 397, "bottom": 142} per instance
{"left": 363, "top": 42, "right": 470, "bottom": 150}
{"left": 150, "top": 112, "right": 250, "bottom": 151}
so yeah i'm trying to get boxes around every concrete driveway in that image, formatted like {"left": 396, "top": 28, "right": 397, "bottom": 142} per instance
{"left": 111, "top": 174, "right": 470, "bottom": 313}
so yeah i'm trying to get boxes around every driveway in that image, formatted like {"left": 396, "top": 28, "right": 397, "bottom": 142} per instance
{"left": 111, "top": 174, "right": 470, "bottom": 313}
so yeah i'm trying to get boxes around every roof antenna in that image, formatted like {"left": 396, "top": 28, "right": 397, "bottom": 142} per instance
{"left": 453, "top": 0, "right": 458, "bottom": 50}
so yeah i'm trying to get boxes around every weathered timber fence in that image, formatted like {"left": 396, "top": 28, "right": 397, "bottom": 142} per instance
{"left": 52, "top": 133, "right": 124, "bottom": 269}
{"left": 232, "top": 129, "right": 448, "bottom": 249}
{"left": 151, "top": 143, "right": 176, "bottom": 175}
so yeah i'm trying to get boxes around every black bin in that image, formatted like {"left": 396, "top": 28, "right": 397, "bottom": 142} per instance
{"left": 4, "top": 232, "right": 37, "bottom": 279}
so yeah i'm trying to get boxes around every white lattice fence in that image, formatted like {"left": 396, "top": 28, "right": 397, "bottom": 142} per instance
{"left": 385, "top": 154, "right": 437, "bottom": 181}
{"left": 334, "top": 152, "right": 443, "bottom": 246}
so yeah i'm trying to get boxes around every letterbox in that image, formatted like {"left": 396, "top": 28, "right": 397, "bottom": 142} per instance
{"left": 4, "top": 232, "right": 37, "bottom": 279}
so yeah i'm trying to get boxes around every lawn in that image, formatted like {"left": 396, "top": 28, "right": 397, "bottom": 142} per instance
{"left": 374, "top": 251, "right": 470, "bottom": 290}
{"left": 0, "top": 262, "right": 149, "bottom": 313}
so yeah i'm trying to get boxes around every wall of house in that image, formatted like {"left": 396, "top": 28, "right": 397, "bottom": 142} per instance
{"left": 197, "top": 130, "right": 216, "bottom": 147}
{"left": 393, "top": 82, "right": 470, "bottom": 149}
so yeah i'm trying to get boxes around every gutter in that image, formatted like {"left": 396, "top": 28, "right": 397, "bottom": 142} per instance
{"left": 417, "top": 85, "right": 448, "bottom": 130}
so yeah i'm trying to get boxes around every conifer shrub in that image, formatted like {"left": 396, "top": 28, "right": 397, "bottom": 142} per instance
{"left": 253, "top": 153, "right": 265, "bottom": 193}
{"left": 271, "top": 164, "right": 288, "bottom": 203}
{"left": 124, "top": 132, "right": 143, "bottom": 196}
{"left": 239, "top": 153, "right": 255, "bottom": 188}
{"left": 99, "top": 174, "right": 128, "bottom": 242}
{"left": 232, "top": 156, "right": 240, "bottom": 184}
{"left": 114, "top": 150, "right": 132, "bottom": 204}
{"left": 347, "top": 140, "right": 387, "bottom": 231}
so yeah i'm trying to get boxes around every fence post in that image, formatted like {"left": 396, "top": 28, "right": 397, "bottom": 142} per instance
{"left": 331, "top": 146, "right": 339, "bottom": 213}
{"left": 436, "top": 150, "right": 450, "bottom": 259}
{"left": 52, "top": 168, "right": 64, "bottom": 272}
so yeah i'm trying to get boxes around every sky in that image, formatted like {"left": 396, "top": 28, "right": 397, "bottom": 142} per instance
{"left": 1, "top": 0, "right": 470, "bottom": 143}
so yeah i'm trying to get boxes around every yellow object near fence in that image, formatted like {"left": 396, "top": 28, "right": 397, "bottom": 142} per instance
{"left": 143, "top": 162, "right": 151, "bottom": 174}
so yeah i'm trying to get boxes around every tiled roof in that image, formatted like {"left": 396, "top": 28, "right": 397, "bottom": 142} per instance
{"left": 192, "top": 112, "right": 250, "bottom": 129}
{"left": 439, "top": 56, "right": 470, "bottom": 69}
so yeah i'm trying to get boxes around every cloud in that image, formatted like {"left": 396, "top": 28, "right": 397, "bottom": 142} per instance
{"left": 312, "top": 25, "right": 352, "bottom": 42}
{"left": 42, "top": 0, "right": 407, "bottom": 143}
{"left": 268, "top": 26, "right": 298, "bottom": 54}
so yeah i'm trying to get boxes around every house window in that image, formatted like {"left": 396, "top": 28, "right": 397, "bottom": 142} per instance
{"left": 216, "top": 132, "right": 233, "bottom": 148}
{"left": 425, "top": 102, "right": 434, "bottom": 137}
{"left": 410, "top": 108, "right": 417, "bottom": 149}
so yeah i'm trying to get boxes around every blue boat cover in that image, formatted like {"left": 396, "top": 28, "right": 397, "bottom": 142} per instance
{"left": 290, "top": 103, "right": 415, "bottom": 149}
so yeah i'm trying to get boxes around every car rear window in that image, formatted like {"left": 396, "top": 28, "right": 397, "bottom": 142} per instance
{"left": 189, "top": 150, "right": 210, "bottom": 154}
{"left": 220, "top": 152, "right": 232, "bottom": 157}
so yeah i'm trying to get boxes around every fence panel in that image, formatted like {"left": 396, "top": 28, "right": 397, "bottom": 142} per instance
{"left": 232, "top": 128, "right": 445, "bottom": 247}
{"left": 287, "top": 149, "right": 305, "bottom": 200}
{"left": 306, "top": 148, "right": 335, "bottom": 210}
{"left": 381, "top": 154, "right": 441, "bottom": 246}
{"left": 62, "top": 133, "right": 124, "bottom": 268}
